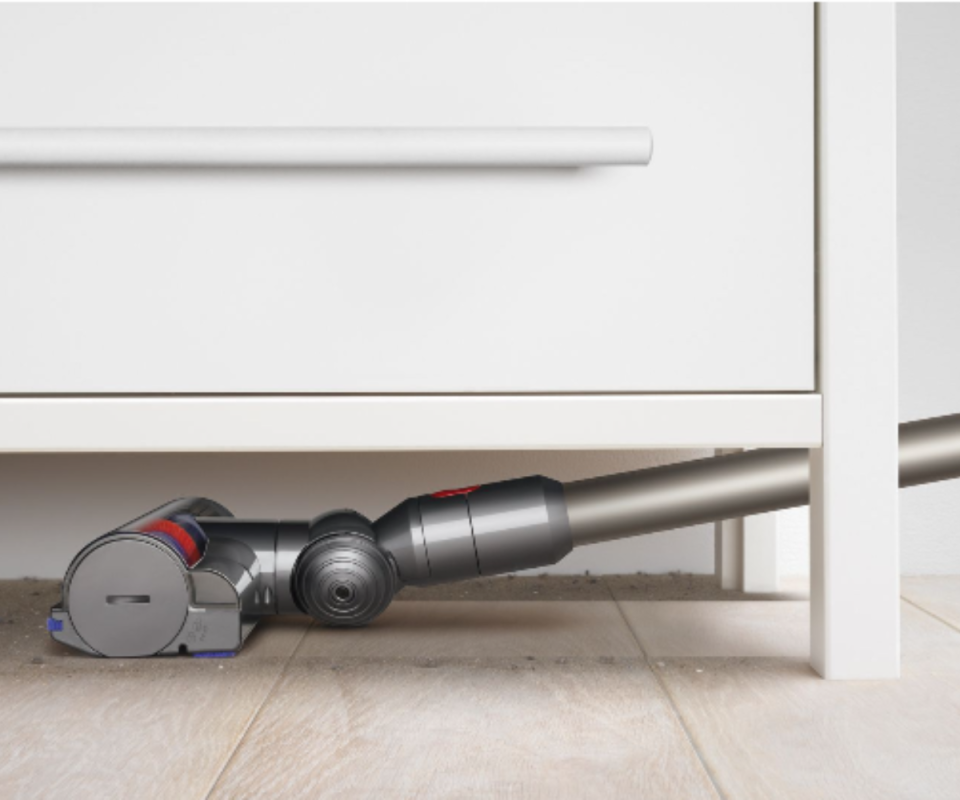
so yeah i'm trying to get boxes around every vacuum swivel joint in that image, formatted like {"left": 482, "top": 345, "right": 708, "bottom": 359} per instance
{"left": 292, "top": 511, "right": 398, "bottom": 627}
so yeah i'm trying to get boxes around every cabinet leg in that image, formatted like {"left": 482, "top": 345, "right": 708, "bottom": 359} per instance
{"left": 714, "top": 517, "right": 743, "bottom": 591}
{"left": 742, "top": 511, "right": 779, "bottom": 593}
{"left": 715, "top": 511, "right": 778, "bottom": 593}
{"left": 812, "top": 3, "right": 899, "bottom": 679}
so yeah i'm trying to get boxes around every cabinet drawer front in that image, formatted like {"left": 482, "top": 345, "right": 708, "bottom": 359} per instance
{"left": 0, "top": 4, "right": 812, "bottom": 393}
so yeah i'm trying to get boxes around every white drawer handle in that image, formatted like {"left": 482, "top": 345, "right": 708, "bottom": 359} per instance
{"left": 0, "top": 127, "right": 652, "bottom": 168}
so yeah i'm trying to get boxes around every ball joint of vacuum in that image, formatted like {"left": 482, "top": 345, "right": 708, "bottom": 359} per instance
{"left": 291, "top": 511, "right": 399, "bottom": 627}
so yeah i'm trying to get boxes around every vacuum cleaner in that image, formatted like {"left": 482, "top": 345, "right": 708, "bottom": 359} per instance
{"left": 48, "top": 412, "right": 960, "bottom": 658}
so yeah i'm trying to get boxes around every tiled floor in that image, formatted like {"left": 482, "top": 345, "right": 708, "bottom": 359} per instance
{"left": 1, "top": 575, "right": 958, "bottom": 799}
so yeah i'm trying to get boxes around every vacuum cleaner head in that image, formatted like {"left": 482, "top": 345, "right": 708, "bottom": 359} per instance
{"left": 49, "top": 478, "right": 571, "bottom": 657}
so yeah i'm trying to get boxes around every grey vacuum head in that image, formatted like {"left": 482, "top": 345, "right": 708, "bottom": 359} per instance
{"left": 49, "top": 477, "right": 571, "bottom": 657}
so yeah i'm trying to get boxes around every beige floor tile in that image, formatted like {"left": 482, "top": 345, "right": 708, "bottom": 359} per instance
{"left": 0, "top": 616, "right": 310, "bottom": 800}
{"left": 0, "top": 580, "right": 62, "bottom": 673}
{"left": 654, "top": 603, "right": 960, "bottom": 800}
{"left": 209, "top": 657, "right": 720, "bottom": 800}
{"left": 619, "top": 601, "right": 810, "bottom": 658}
{"left": 902, "top": 575, "right": 960, "bottom": 631}
{"left": 9, "top": 578, "right": 960, "bottom": 800}
{"left": 297, "top": 600, "right": 643, "bottom": 660}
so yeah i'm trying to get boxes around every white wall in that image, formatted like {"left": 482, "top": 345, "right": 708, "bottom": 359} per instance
{"left": 896, "top": 3, "right": 960, "bottom": 575}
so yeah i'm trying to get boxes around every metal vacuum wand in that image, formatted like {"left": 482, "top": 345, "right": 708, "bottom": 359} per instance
{"left": 566, "top": 412, "right": 960, "bottom": 546}
{"left": 49, "top": 413, "right": 960, "bottom": 657}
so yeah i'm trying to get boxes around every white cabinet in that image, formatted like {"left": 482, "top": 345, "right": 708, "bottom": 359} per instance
{"left": 0, "top": 4, "right": 813, "bottom": 394}
{"left": 0, "top": 3, "right": 905, "bottom": 682}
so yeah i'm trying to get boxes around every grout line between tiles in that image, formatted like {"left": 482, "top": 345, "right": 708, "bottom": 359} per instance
{"left": 613, "top": 598, "right": 728, "bottom": 800}
{"left": 901, "top": 595, "right": 960, "bottom": 636}
{"left": 200, "top": 621, "right": 315, "bottom": 800}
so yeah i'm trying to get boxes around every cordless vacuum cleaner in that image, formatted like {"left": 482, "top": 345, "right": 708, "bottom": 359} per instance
{"left": 49, "top": 413, "right": 960, "bottom": 658}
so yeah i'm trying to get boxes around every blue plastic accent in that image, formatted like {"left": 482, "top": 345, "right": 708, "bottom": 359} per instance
{"left": 192, "top": 651, "right": 236, "bottom": 658}
{"left": 46, "top": 618, "right": 63, "bottom": 632}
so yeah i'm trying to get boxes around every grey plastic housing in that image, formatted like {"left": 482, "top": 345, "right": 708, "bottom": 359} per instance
{"left": 290, "top": 511, "right": 397, "bottom": 627}
{"left": 372, "top": 476, "right": 573, "bottom": 585}
{"left": 51, "top": 532, "right": 263, "bottom": 658}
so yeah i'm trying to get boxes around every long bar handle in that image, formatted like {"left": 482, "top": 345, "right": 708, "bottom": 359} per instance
{"left": 0, "top": 127, "right": 652, "bottom": 168}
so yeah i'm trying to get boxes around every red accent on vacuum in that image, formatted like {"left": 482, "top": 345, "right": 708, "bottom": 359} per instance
{"left": 431, "top": 485, "right": 482, "bottom": 499}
